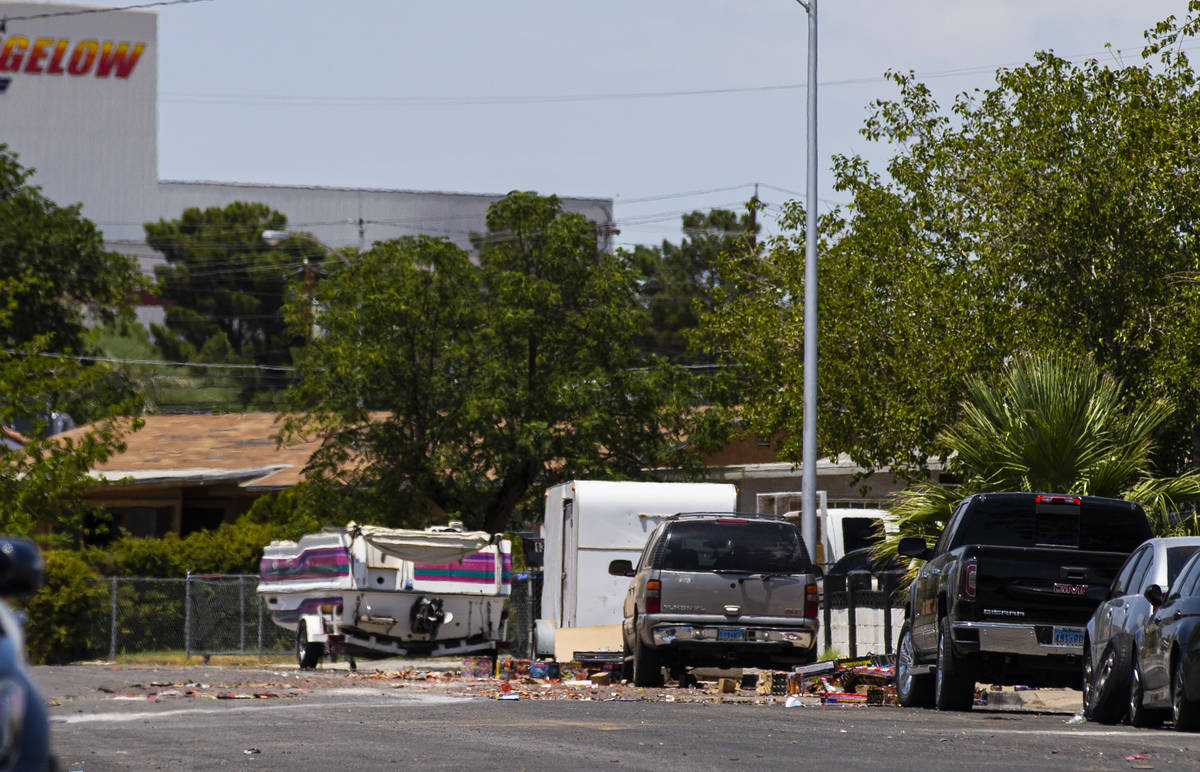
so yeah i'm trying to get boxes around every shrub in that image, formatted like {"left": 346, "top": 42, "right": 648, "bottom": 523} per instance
{"left": 23, "top": 549, "right": 105, "bottom": 664}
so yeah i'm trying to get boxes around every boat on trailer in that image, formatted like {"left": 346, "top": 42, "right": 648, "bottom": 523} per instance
{"left": 257, "top": 522, "right": 511, "bottom": 669}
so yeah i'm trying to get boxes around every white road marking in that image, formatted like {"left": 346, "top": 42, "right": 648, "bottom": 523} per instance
{"left": 54, "top": 692, "right": 466, "bottom": 724}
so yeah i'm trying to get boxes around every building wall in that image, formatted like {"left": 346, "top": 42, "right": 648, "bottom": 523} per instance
{"left": 153, "top": 180, "right": 615, "bottom": 255}
{"left": 0, "top": 3, "right": 158, "bottom": 242}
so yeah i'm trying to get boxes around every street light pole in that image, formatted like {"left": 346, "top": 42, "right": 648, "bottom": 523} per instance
{"left": 796, "top": 0, "right": 819, "bottom": 565}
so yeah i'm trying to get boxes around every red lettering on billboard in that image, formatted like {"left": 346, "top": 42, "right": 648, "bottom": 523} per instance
{"left": 46, "top": 40, "right": 68, "bottom": 75}
{"left": 24, "top": 38, "right": 52, "bottom": 74}
{"left": 0, "top": 36, "right": 28, "bottom": 72}
{"left": 0, "top": 36, "right": 145, "bottom": 81}
{"left": 68, "top": 41, "right": 98, "bottom": 76}
{"left": 94, "top": 42, "right": 144, "bottom": 79}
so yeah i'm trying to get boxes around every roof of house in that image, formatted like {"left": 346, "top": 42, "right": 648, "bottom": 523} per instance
{"left": 56, "top": 413, "right": 319, "bottom": 490}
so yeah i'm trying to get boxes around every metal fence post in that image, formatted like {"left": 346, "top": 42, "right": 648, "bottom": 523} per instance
{"left": 109, "top": 577, "right": 118, "bottom": 661}
{"left": 238, "top": 575, "right": 246, "bottom": 653}
{"left": 822, "top": 590, "right": 832, "bottom": 653}
{"left": 184, "top": 572, "right": 191, "bottom": 659}
{"left": 882, "top": 572, "right": 896, "bottom": 655}
{"left": 258, "top": 588, "right": 264, "bottom": 660}
{"left": 846, "top": 582, "right": 858, "bottom": 659}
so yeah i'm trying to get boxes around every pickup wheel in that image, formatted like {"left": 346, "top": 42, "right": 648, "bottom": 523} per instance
{"left": 297, "top": 625, "right": 322, "bottom": 670}
{"left": 896, "top": 622, "right": 934, "bottom": 708}
{"left": 934, "top": 616, "right": 976, "bottom": 711}
{"left": 632, "top": 631, "right": 663, "bottom": 688}
{"left": 1172, "top": 656, "right": 1200, "bottom": 731}
{"left": 1084, "top": 638, "right": 1132, "bottom": 724}
{"left": 1128, "top": 654, "right": 1165, "bottom": 728}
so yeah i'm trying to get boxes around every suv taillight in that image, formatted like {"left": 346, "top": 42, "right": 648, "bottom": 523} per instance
{"left": 958, "top": 560, "right": 977, "bottom": 601}
{"left": 645, "top": 579, "right": 661, "bottom": 613}
{"left": 805, "top": 583, "right": 818, "bottom": 618}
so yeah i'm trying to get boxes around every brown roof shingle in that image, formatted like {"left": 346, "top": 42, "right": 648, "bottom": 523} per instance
{"left": 56, "top": 413, "right": 319, "bottom": 489}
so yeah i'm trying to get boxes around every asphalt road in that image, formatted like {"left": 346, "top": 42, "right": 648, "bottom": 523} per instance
{"left": 34, "top": 664, "right": 1200, "bottom": 771}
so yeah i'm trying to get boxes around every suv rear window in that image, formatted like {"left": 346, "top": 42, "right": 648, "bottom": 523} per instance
{"left": 952, "top": 496, "right": 1150, "bottom": 553}
{"left": 655, "top": 520, "right": 812, "bottom": 573}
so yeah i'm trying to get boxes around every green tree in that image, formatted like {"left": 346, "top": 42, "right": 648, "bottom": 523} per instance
{"left": 144, "top": 202, "right": 315, "bottom": 404}
{"left": 629, "top": 207, "right": 758, "bottom": 363}
{"left": 0, "top": 147, "right": 144, "bottom": 542}
{"left": 882, "top": 354, "right": 1200, "bottom": 568}
{"left": 0, "top": 144, "right": 143, "bottom": 353}
{"left": 281, "top": 192, "right": 730, "bottom": 534}
{"left": 700, "top": 6, "right": 1200, "bottom": 477}
{"left": 0, "top": 330, "right": 143, "bottom": 543}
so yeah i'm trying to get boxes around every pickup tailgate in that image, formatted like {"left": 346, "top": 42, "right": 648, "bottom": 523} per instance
{"left": 963, "top": 545, "right": 1128, "bottom": 627}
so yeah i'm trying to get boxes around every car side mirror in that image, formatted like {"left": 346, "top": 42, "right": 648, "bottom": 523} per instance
{"left": 1144, "top": 584, "right": 1165, "bottom": 607}
{"left": 608, "top": 559, "right": 635, "bottom": 578}
{"left": 897, "top": 537, "right": 932, "bottom": 560}
{"left": 0, "top": 538, "right": 44, "bottom": 596}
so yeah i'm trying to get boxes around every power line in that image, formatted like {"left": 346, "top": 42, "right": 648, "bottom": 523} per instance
{"left": 156, "top": 41, "right": 1187, "bottom": 109}
{"left": 1, "top": 0, "right": 212, "bottom": 24}
{"left": 4, "top": 350, "right": 296, "bottom": 373}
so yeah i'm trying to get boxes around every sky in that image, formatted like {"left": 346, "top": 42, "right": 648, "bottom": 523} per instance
{"left": 67, "top": 0, "right": 1197, "bottom": 249}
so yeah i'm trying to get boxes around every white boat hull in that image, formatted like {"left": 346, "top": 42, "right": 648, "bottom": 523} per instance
{"left": 257, "top": 526, "right": 511, "bottom": 660}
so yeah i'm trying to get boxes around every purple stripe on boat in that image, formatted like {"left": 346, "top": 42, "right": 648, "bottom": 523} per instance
{"left": 414, "top": 552, "right": 512, "bottom": 584}
{"left": 259, "top": 547, "right": 350, "bottom": 582}
{"left": 270, "top": 596, "right": 344, "bottom": 625}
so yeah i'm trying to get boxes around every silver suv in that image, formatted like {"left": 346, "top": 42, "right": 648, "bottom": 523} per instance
{"left": 608, "top": 512, "right": 819, "bottom": 686}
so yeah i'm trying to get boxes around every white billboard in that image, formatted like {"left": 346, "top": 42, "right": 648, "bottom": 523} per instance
{"left": 0, "top": 3, "right": 156, "bottom": 241}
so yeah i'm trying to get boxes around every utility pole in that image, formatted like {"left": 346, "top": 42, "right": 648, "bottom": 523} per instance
{"left": 796, "top": 0, "right": 819, "bottom": 565}
{"left": 303, "top": 257, "right": 314, "bottom": 345}
{"left": 748, "top": 183, "right": 760, "bottom": 252}
{"left": 593, "top": 222, "right": 621, "bottom": 259}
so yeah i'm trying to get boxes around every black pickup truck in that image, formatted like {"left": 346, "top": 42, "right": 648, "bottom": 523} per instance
{"left": 895, "top": 492, "right": 1152, "bottom": 711}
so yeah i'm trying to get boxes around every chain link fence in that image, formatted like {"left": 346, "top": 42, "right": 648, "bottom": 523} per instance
{"left": 506, "top": 572, "right": 542, "bottom": 659}
{"left": 85, "top": 570, "right": 899, "bottom": 663}
{"left": 88, "top": 574, "right": 291, "bottom": 661}
{"left": 87, "top": 573, "right": 544, "bottom": 661}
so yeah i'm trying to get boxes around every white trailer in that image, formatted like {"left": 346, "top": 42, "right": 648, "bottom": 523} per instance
{"left": 536, "top": 480, "right": 738, "bottom": 657}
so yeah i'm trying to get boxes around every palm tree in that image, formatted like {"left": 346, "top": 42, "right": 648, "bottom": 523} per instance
{"left": 880, "top": 352, "right": 1200, "bottom": 566}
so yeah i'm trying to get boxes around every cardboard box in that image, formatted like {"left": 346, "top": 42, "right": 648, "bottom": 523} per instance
{"left": 462, "top": 656, "right": 493, "bottom": 679}
{"left": 553, "top": 625, "right": 622, "bottom": 662}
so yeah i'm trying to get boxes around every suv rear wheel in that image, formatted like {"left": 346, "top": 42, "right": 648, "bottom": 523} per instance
{"left": 632, "top": 631, "right": 663, "bottom": 687}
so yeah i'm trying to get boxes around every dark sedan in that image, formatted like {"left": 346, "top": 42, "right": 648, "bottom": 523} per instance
{"left": 1083, "top": 536, "right": 1200, "bottom": 723}
{"left": 1128, "top": 549, "right": 1200, "bottom": 730}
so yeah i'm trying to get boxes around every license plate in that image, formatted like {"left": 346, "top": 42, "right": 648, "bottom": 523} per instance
{"left": 1052, "top": 627, "right": 1084, "bottom": 647}
{"left": 717, "top": 628, "right": 746, "bottom": 642}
